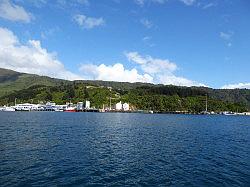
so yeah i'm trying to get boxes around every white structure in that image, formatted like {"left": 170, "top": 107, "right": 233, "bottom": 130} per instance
{"left": 2, "top": 106, "right": 15, "bottom": 112}
{"left": 85, "top": 100, "right": 90, "bottom": 109}
{"left": 45, "top": 102, "right": 56, "bottom": 111}
{"left": 122, "top": 103, "right": 130, "bottom": 111}
{"left": 55, "top": 105, "right": 67, "bottom": 112}
{"left": 115, "top": 101, "right": 122, "bottom": 110}
{"left": 77, "top": 102, "right": 84, "bottom": 110}
{"left": 15, "top": 103, "right": 37, "bottom": 111}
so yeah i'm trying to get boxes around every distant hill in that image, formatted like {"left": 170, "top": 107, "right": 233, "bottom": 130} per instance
{"left": 0, "top": 68, "right": 249, "bottom": 111}
{"left": 0, "top": 68, "right": 67, "bottom": 97}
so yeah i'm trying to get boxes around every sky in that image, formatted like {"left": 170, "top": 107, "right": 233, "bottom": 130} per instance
{"left": 0, "top": 0, "right": 250, "bottom": 89}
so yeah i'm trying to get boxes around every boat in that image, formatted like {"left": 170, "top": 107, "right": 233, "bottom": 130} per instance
{"left": 64, "top": 106, "right": 76, "bottom": 112}
{"left": 15, "top": 103, "right": 36, "bottom": 111}
{"left": 3, "top": 106, "right": 15, "bottom": 112}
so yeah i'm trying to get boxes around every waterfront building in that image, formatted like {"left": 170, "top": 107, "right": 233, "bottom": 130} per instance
{"left": 85, "top": 100, "right": 90, "bottom": 109}
{"left": 77, "top": 102, "right": 84, "bottom": 111}
{"left": 122, "top": 103, "right": 130, "bottom": 111}
{"left": 115, "top": 101, "right": 122, "bottom": 110}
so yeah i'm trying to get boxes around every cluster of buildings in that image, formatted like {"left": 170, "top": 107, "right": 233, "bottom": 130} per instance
{"left": 0, "top": 101, "right": 91, "bottom": 112}
{"left": 0, "top": 100, "right": 131, "bottom": 112}
{"left": 115, "top": 101, "right": 130, "bottom": 111}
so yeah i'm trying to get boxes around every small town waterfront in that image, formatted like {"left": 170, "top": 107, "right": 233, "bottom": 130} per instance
{"left": 0, "top": 112, "right": 249, "bottom": 186}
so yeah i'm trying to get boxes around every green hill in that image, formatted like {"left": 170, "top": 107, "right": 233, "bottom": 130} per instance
{"left": 0, "top": 68, "right": 249, "bottom": 112}
{"left": 0, "top": 68, "right": 67, "bottom": 97}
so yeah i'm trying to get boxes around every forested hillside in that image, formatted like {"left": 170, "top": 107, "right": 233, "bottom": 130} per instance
{"left": 0, "top": 68, "right": 249, "bottom": 112}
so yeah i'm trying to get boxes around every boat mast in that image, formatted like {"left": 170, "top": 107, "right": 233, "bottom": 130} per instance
{"left": 109, "top": 87, "right": 112, "bottom": 110}
{"left": 205, "top": 94, "right": 208, "bottom": 112}
{"left": 109, "top": 96, "right": 111, "bottom": 110}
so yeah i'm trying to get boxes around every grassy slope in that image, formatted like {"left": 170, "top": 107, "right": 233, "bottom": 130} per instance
{"left": 0, "top": 68, "right": 68, "bottom": 97}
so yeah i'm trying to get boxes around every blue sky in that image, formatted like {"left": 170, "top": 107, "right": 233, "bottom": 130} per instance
{"left": 0, "top": 0, "right": 249, "bottom": 88}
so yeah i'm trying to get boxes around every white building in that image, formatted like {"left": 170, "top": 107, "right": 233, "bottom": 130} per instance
{"left": 77, "top": 102, "right": 84, "bottom": 110}
{"left": 115, "top": 101, "right": 122, "bottom": 110}
{"left": 122, "top": 103, "right": 130, "bottom": 111}
{"left": 85, "top": 100, "right": 90, "bottom": 109}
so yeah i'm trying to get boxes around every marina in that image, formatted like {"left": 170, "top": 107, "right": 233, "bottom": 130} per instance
{"left": 1, "top": 100, "right": 249, "bottom": 116}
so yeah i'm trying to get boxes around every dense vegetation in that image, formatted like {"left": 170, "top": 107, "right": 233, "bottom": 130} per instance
{"left": 0, "top": 68, "right": 249, "bottom": 113}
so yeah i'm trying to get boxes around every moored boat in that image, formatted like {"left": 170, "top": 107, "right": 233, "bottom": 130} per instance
{"left": 3, "top": 106, "right": 15, "bottom": 112}
{"left": 64, "top": 106, "right": 76, "bottom": 112}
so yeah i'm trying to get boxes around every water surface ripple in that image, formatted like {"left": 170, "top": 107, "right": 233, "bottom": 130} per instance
{"left": 0, "top": 112, "right": 249, "bottom": 186}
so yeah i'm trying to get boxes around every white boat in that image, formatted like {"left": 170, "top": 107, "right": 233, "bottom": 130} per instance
{"left": 15, "top": 103, "right": 37, "bottom": 111}
{"left": 222, "top": 111, "right": 237, "bottom": 115}
{"left": 64, "top": 106, "right": 76, "bottom": 112}
{"left": 3, "top": 107, "right": 15, "bottom": 112}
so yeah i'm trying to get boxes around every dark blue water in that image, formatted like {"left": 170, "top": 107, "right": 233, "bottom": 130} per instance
{"left": 0, "top": 112, "right": 249, "bottom": 187}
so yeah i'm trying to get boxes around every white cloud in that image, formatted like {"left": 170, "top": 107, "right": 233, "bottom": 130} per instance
{"left": 75, "top": 0, "right": 89, "bottom": 6}
{"left": 140, "top": 18, "right": 153, "bottom": 29}
{"left": 134, "top": 0, "right": 167, "bottom": 6}
{"left": 203, "top": 3, "right": 215, "bottom": 9}
{"left": 0, "top": 27, "right": 82, "bottom": 80}
{"left": 134, "top": 0, "right": 199, "bottom": 7}
{"left": 135, "top": 0, "right": 146, "bottom": 6}
{"left": 125, "top": 52, "right": 205, "bottom": 87}
{"left": 14, "top": 0, "right": 47, "bottom": 8}
{"left": 220, "top": 31, "right": 233, "bottom": 41}
{"left": 142, "top": 36, "right": 155, "bottom": 47}
{"left": 125, "top": 52, "right": 177, "bottom": 74}
{"left": 0, "top": 0, "right": 32, "bottom": 23}
{"left": 221, "top": 83, "right": 250, "bottom": 89}
{"left": 142, "top": 36, "right": 151, "bottom": 42}
{"left": 179, "top": 0, "right": 196, "bottom": 6}
{"left": 220, "top": 31, "right": 234, "bottom": 47}
{"left": 79, "top": 63, "right": 153, "bottom": 83}
{"left": 41, "top": 27, "right": 60, "bottom": 40}
{"left": 73, "top": 14, "right": 105, "bottom": 29}
{"left": 0, "top": 27, "right": 207, "bottom": 87}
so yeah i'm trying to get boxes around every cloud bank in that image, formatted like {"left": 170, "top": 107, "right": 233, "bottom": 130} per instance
{"left": 134, "top": 0, "right": 196, "bottom": 6}
{"left": 0, "top": 0, "right": 32, "bottom": 23}
{"left": 221, "top": 83, "right": 250, "bottom": 89}
{"left": 0, "top": 27, "right": 82, "bottom": 80}
{"left": 79, "top": 63, "right": 153, "bottom": 83}
{"left": 125, "top": 52, "right": 205, "bottom": 86}
{"left": 79, "top": 51, "right": 206, "bottom": 87}
{"left": 3, "top": 28, "right": 246, "bottom": 88}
